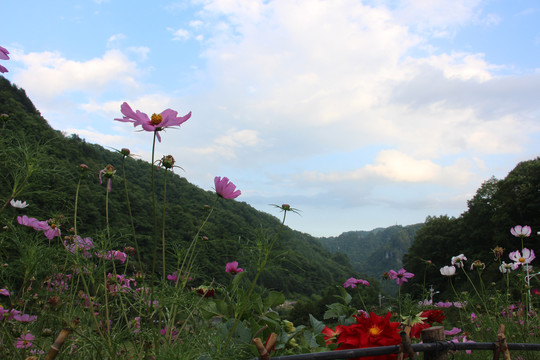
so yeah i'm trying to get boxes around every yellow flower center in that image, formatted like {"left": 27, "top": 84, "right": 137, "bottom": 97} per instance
{"left": 369, "top": 326, "right": 382, "bottom": 336}
{"left": 151, "top": 113, "right": 163, "bottom": 126}
{"left": 519, "top": 257, "right": 525, "bottom": 263}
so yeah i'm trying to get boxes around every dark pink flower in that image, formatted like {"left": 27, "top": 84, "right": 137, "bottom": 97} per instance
{"left": 225, "top": 261, "right": 244, "bottom": 275}
{"left": 344, "top": 277, "right": 370, "bottom": 288}
{"left": 388, "top": 268, "right": 414, "bottom": 286}
{"left": 115, "top": 102, "right": 191, "bottom": 142}
{"left": 15, "top": 333, "right": 35, "bottom": 349}
{"left": 214, "top": 176, "right": 241, "bottom": 199}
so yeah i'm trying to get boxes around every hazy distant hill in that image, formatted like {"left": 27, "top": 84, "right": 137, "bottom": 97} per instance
{"left": 318, "top": 224, "right": 423, "bottom": 279}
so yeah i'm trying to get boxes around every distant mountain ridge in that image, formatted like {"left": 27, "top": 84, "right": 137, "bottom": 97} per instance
{"left": 317, "top": 224, "right": 423, "bottom": 279}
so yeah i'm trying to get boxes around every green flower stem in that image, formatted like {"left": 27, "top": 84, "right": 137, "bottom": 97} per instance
{"left": 222, "top": 210, "right": 288, "bottom": 352}
{"left": 161, "top": 168, "right": 169, "bottom": 283}
{"left": 149, "top": 131, "right": 160, "bottom": 350}
{"left": 105, "top": 185, "right": 110, "bottom": 239}
{"left": 461, "top": 266, "right": 490, "bottom": 314}
{"left": 121, "top": 155, "right": 143, "bottom": 273}
{"left": 73, "top": 174, "right": 83, "bottom": 236}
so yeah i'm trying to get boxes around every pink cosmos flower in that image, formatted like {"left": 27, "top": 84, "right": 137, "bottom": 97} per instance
{"left": 451, "top": 254, "right": 467, "bottom": 268}
{"left": 0, "top": 289, "right": 9, "bottom": 296}
{"left": 214, "top": 176, "right": 241, "bottom": 199}
{"left": 13, "top": 313, "right": 37, "bottom": 323}
{"left": 445, "top": 327, "right": 462, "bottom": 336}
{"left": 115, "top": 102, "right": 191, "bottom": 142}
{"left": 451, "top": 336, "right": 475, "bottom": 354}
{"left": 434, "top": 301, "right": 453, "bottom": 308}
{"left": 510, "top": 225, "right": 532, "bottom": 238}
{"left": 225, "top": 261, "right": 244, "bottom": 275}
{"left": 15, "top": 333, "right": 35, "bottom": 349}
{"left": 17, "top": 215, "right": 61, "bottom": 239}
{"left": 99, "top": 165, "right": 115, "bottom": 192}
{"left": 509, "top": 248, "right": 536, "bottom": 266}
{"left": 343, "top": 277, "right": 370, "bottom": 288}
{"left": 499, "top": 261, "right": 519, "bottom": 273}
{"left": 0, "top": 46, "right": 9, "bottom": 73}
{"left": 17, "top": 215, "right": 49, "bottom": 231}
{"left": 388, "top": 268, "right": 414, "bottom": 285}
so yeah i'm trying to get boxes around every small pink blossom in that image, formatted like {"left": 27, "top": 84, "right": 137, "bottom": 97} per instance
{"left": 445, "top": 327, "right": 462, "bottom": 336}
{"left": 225, "top": 261, "right": 244, "bottom": 275}
{"left": 451, "top": 254, "right": 467, "bottom": 268}
{"left": 343, "top": 277, "right": 370, "bottom": 288}
{"left": 214, "top": 177, "right": 241, "bottom": 199}
{"left": 15, "top": 333, "right": 35, "bottom": 349}
{"left": 0, "top": 289, "right": 9, "bottom": 296}
{"left": 388, "top": 268, "right": 414, "bottom": 285}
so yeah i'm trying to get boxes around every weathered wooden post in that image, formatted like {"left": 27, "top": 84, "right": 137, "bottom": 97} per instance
{"left": 421, "top": 326, "right": 447, "bottom": 360}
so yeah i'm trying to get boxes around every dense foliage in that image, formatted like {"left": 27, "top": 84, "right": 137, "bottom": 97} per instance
{"left": 402, "top": 159, "right": 540, "bottom": 299}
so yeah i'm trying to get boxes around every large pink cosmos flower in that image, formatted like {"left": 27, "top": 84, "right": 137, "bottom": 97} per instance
{"left": 388, "top": 268, "right": 414, "bottom": 286}
{"left": 0, "top": 46, "right": 9, "bottom": 73}
{"left": 214, "top": 176, "right": 241, "bottom": 199}
{"left": 115, "top": 102, "right": 191, "bottom": 142}
{"left": 510, "top": 225, "right": 532, "bottom": 238}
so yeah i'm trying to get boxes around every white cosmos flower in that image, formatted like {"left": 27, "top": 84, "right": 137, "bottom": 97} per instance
{"left": 440, "top": 265, "right": 456, "bottom": 276}
{"left": 10, "top": 199, "right": 29, "bottom": 209}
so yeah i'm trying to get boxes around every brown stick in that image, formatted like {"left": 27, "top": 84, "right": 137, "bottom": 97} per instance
{"left": 399, "top": 330, "right": 416, "bottom": 360}
{"left": 495, "top": 324, "right": 511, "bottom": 360}
{"left": 252, "top": 332, "right": 278, "bottom": 360}
{"left": 44, "top": 317, "right": 80, "bottom": 360}
{"left": 253, "top": 337, "right": 270, "bottom": 360}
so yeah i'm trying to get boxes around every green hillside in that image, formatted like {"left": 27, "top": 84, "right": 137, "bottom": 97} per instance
{"left": 0, "top": 77, "right": 359, "bottom": 299}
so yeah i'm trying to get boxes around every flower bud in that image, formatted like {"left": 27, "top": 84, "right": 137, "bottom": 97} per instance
{"left": 161, "top": 155, "right": 175, "bottom": 169}
{"left": 120, "top": 148, "right": 131, "bottom": 156}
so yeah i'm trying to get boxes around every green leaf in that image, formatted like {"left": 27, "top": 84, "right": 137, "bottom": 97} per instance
{"left": 263, "top": 291, "right": 285, "bottom": 311}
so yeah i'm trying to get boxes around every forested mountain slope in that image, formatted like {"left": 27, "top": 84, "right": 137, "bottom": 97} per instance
{"left": 0, "top": 77, "right": 359, "bottom": 298}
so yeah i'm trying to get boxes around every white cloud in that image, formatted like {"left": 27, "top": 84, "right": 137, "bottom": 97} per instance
{"left": 12, "top": 49, "right": 139, "bottom": 101}
{"left": 168, "top": 27, "right": 191, "bottom": 41}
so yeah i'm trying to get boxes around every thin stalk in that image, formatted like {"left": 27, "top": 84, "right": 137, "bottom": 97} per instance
{"left": 121, "top": 155, "right": 143, "bottom": 272}
{"left": 149, "top": 131, "right": 159, "bottom": 350}
{"left": 73, "top": 175, "right": 82, "bottom": 236}
{"left": 105, "top": 185, "right": 110, "bottom": 240}
{"left": 461, "top": 267, "right": 490, "bottom": 314}
{"left": 161, "top": 169, "right": 169, "bottom": 283}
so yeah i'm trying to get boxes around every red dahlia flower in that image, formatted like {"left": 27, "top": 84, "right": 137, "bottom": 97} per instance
{"left": 330, "top": 311, "right": 401, "bottom": 360}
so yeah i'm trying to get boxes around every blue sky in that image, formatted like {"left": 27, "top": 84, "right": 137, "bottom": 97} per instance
{"left": 2, "top": 0, "right": 540, "bottom": 237}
